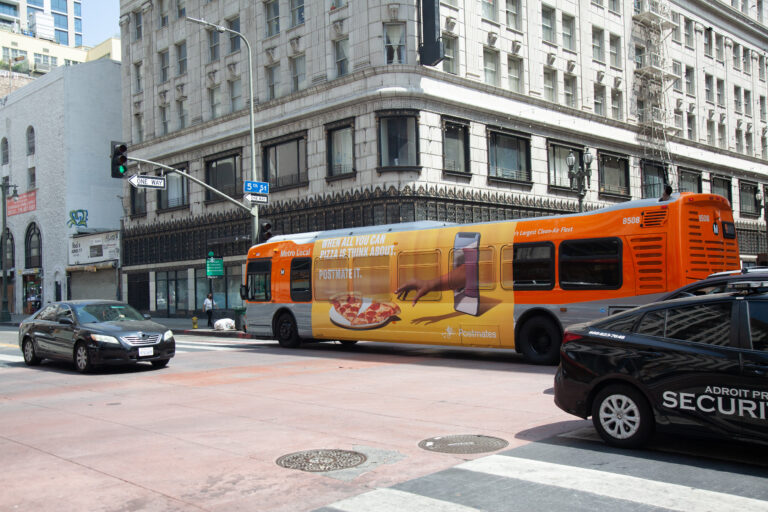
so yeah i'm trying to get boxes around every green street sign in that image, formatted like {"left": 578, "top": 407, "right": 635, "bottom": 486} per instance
{"left": 206, "top": 257, "right": 224, "bottom": 277}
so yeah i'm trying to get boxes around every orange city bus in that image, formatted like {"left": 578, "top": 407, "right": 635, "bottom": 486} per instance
{"left": 240, "top": 192, "right": 739, "bottom": 364}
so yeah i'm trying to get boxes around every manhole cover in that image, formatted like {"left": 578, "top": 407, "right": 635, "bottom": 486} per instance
{"left": 276, "top": 449, "right": 367, "bottom": 472}
{"left": 419, "top": 435, "right": 509, "bottom": 454}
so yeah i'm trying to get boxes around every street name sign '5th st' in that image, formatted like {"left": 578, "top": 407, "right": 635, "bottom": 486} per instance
{"left": 244, "top": 180, "right": 269, "bottom": 194}
{"left": 128, "top": 174, "right": 166, "bottom": 190}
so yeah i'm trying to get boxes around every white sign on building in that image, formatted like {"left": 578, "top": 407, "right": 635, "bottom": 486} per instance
{"left": 69, "top": 231, "right": 120, "bottom": 266}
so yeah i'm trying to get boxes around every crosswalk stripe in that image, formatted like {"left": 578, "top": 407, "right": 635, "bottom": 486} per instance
{"left": 0, "top": 354, "right": 23, "bottom": 362}
{"left": 458, "top": 455, "right": 768, "bottom": 512}
{"left": 324, "top": 488, "right": 480, "bottom": 512}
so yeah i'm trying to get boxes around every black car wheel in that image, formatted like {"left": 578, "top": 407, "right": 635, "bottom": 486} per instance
{"left": 22, "top": 338, "right": 41, "bottom": 366}
{"left": 591, "top": 384, "right": 654, "bottom": 448}
{"left": 151, "top": 358, "right": 170, "bottom": 369}
{"left": 276, "top": 313, "right": 301, "bottom": 348}
{"left": 518, "top": 316, "right": 561, "bottom": 365}
{"left": 74, "top": 342, "right": 93, "bottom": 373}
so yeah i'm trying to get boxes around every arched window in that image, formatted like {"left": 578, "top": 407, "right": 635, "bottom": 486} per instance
{"left": 1, "top": 229, "right": 13, "bottom": 270}
{"left": 25, "top": 224, "right": 41, "bottom": 269}
{"left": 26, "top": 126, "right": 35, "bottom": 156}
{"left": 0, "top": 138, "right": 8, "bottom": 165}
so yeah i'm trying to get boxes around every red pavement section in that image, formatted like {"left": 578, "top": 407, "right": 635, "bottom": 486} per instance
{"left": 0, "top": 342, "right": 582, "bottom": 511}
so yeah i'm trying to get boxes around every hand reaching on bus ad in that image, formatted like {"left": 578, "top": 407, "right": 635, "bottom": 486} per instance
{"left": 395, "top": 265, "right": 467, "bottom": 306}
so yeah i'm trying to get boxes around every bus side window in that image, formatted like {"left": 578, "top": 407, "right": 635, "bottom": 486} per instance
{"left": 314, "top": 257, "right": 349, "bottom": 301}
{"left": 447, "top": 246, "right": 496, "bottom": 290}
{"left": 353, "top": 255, "right": 390, "bottom": 299}
{"left": 559, "top": 238, "right": 622, "bottom": 290}
{"left": 502, "top": 242, "right": 555, "bottom": 290}
{"left": 398, "top": 250, "right": 441, "bottom": 301}
{"left": 290, "top": 258, "right": 312, "bottom": 302}
{"left": 246, "top": 259, "right": 271, "bottom": 301}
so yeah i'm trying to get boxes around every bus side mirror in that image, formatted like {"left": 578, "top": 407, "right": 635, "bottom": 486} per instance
{"left": 240, "top": 285, "right": 248, "bottom": 300}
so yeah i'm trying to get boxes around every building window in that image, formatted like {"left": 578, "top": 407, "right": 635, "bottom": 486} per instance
{"left": 674, "top": 109, "right": 683, "bottom": 131}
{"left": 264, "top": 134, "right": 308, "bottom": 189}
{"left": 609, "top": 34, "right": 621, "bottom": 68}
{"left": 209, "top": 85, "right": 222, "bottom": 119}
{"left": 599, "top": 152, "right": 629, "bottom": 196}
{"left": 327, "top": 121, "right": 355, "bottom": 177}
{"left": 442, "top": 118, "right": 469, "bottom": 174}
{"left": 760, "top": 55, "right": 766, "bottom": 80}
{"left": 385, "top": 23, "right": 405, "bottom": 64}
{"left": 611, "top": 89, "right": 622, "bottom": 120}
{"left": 716, "top": 34, "right": 724, "bottom": 61}
{"left": 642, "top": 161, "right": 666, "bottom": 198}
{"left": 176, "top": 0, "right": 186, "bottom": 19}
{"left": 177, "top": 99, "right": 187, "bottom": 130}
{"left": 159, "top": 0, "right": 168, "bottom": 27}
{"left": 671, "top": 12, "right": 681, "bottom": 42}
{"left": 740, "top": 181, "right": 760, "bottom": 215}
{"left": 508, "top": 56, "right": 523, "bottom": 93}
{"left": 159, "top": 50, "right": 169, "bottom": 83}
{"left": 762, "top": 136, "right": 768, "bottom": 159}
{"left": 176, "top": 41, "right": 187, "bottom": 75}
{"left": 684, "top": 17, "right": 694, "bottom": 48}
{"left": 678, "top": 169, "right": 702, "bottom": 193}
{"left": 134, "top": 62, "right": 142, "bottom": 93}
{"left": 290, "top": 0, "right": 304, "bottom": 27}
{"left": 718, "top": 122, "right": 727, "bottom": 149}
{"left": 25, "top": 223, "right": 41, "bottom": 269}
{"left": 564, "top": 75, "right": 576, "bottom": 108}
{"left": 159, "top": 105, "right": 169, "bottom": 135}
{"left": 592, "top": 27, "right": 604, "bottom": 62}
{"left": 543, "top": 68, "right": 556, "bottom": 102}
{"left": 704, "top": 28, "right": 712, "bottom": 57}
{"left": 685, "top": 66, "right": 695, "bottom": 95}
{"left": 562, "top": 14, "right": 575, "bottom": 51}
{"left": 443, "top": 35, "right": 457, "bottom": 74}
{"left": 229, "top": 78, "right": 243, "bottom": 112}
{"left": 27, "top": 166, "right": 35, "bottom": 190}
{"left": 26, "top": 126, "right": 34, "bottom": 155}
{"left": 549, "top": 142, "right": 582, "bottom": 188}
{"left": 686, "top": 113, "right": 696, "bottom": 141}
{"left": 706, "top": 119, "right": 715, "bottom": 145}
{"left": 735, "top": 86, "right": 743, "bottom": 113}
{"left": 482, "top": 0, "right": 498, "bottom": 22}
{"left": 265, "top": 0, "right": 280, "bottom": 37}
{"left": 717, "top": 78, "right": 725, "bottom": 106}
{"left": 266, "top": 64, "right": 279, "bottom": 100}
{"left": 672, "top": 60, "right": 682, "bottom": 92}
{"left": 206, "top": 153, "right": 241, "bottom": 200}
{"left": 134, "top": 11, "right": 142, "bottom": 41}
{"left": 744, "top": 47, "right": 752, "bottom": 74}
{"left": 704, "top": 74, "right": 714, "bottom": 103}
{"left": 746, "top": 131, "right": 754, "bottom": 155}
{"left": 542, "top": 5, "right": 555, "bottom": 44}
{"left": 227, "top": 17, "right": 240, "bottom": 53}
{"left": 130, "top": 184, "right": 146, "bottom": 215}
{"left": 712, "top": 176, "right": 732, "bottom": 202}
{"left": 208, "top": 29, "right": 220, "bottom": 62}
{"left": 158, "top": 165, "right": 189, "bottom": 209}
{"left": 290, "top": 55, "right": 306, "bottom": 92}
{"left": 488, "top": 130, "right": 530, "bottom": 182}
{"left": 594, "top": 84, "right": 605, "bottom": 116}
{"left": 507, "top": 0, "right": 521, "bottom": 31}
{"left": 734, "top": 43, "right": 741, "bottom": 70}
{"left": 134, "top": 114, "right": 143, "bottom": 143}
{"left": 484, "top": 48, "right": 499, "bottom": 86}
{"left": 745, "top": 89, "right": 753, "bottom": 116}
{"left": 0, "top": 138, "right": 8, "bottom": 165}
{"left": 377, "top": 111, "right": 418, "bottom": 169}
{"left": 335, "top": 38, "right": 349, "bottom": 77}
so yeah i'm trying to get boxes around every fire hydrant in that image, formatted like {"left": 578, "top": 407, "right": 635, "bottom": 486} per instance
{"left": 191, "top": 316, "right": 198, "bottom": 329}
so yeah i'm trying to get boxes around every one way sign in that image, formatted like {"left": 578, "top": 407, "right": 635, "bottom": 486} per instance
{"left": 128, "top": 174, "right": 166, "bottom": 190}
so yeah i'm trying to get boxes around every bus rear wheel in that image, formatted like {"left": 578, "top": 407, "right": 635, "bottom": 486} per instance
{"left": 518, "top": 316, "right": 561, "bottom": 365}
{"left": 276, "top": 313, "right": 301, "bottom": 348}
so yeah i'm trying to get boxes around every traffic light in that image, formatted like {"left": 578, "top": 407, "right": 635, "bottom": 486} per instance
{"left": 110, "top": 142, "right": 128, "bottom": 178}
{"left": 258, "top": 219, "right": 272, "bottom": 243}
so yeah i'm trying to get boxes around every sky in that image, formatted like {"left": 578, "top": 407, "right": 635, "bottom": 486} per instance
{"left": 82, "top": 0, "right": 121, "bottom": 47}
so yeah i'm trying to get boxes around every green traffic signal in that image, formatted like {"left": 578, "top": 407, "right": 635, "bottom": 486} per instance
{"left": 111, "top": 142, "right": 128, "bottom": 178}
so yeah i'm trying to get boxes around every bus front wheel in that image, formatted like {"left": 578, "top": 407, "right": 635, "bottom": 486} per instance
{"left": 276, "top": 313, "right": 301, "bottom": 348}
{"left": 518, "top": 316, "right": 561, "bottom": 365}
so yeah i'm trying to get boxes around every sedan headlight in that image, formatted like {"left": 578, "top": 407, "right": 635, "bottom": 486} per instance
{"left": 163, "top": 330, "right": 174, "bottom": 341}
{"left": 91, "top": 333, "right": 121, "bottom": 345}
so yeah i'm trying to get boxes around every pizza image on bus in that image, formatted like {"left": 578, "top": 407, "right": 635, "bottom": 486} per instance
{"left": 330, "top": 293, "right": 401, "bottom": 329}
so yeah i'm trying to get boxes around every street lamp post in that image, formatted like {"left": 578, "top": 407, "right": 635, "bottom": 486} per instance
{"left": 0, "top": 176, "right": 18, "bottom": 322}
{"left": 186, "top": 17, "right": 259, "bottom": 244}
{"left": 566, "top": 148, "right": 594, "bottom": 213}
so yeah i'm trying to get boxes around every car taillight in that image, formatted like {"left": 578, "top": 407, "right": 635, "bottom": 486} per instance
{"left": 562, "top": 332, "right": 583, "bottom": 345}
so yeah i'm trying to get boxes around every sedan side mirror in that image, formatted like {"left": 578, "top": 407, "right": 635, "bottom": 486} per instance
{"left": 143, "top": 313, "right": 152, "bottom": 320}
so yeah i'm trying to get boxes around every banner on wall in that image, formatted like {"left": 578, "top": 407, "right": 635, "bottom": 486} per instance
{"left": 7, "top": 190, "right": 36, "bottom": 216}
{"left": 69, "top": 231, "right": 120, "bottom": 266}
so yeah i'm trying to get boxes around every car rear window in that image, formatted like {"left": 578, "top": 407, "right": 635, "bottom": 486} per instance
{"left": 595, "top": 312, "right": 640, "bottom": 333}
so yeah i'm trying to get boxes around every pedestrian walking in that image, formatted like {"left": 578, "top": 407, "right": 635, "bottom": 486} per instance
{"left": 203, "top": 293, "right": 216, "bottom": 328}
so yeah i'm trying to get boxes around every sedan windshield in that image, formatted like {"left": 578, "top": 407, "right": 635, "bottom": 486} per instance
{"left": 73, "top": 303, "right": 146, "bottom": 323}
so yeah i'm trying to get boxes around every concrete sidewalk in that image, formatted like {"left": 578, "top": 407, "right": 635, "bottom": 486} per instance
{"left": 0, "top": 313, "right": 257, "bottom": 339}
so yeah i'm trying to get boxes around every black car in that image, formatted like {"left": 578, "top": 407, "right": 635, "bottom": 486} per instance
{"left": 660, "top": 267, "right": 768, "bottom": 300}
{"left": 555, "top": 282, "right": 768, "bottom": 448}
{"left": 19, "top": 300, "right": 175, "bottom": 373}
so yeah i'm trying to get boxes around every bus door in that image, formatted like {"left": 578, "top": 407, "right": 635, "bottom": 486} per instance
{"left": 242, "top": 259, "right": 272, "bottom": 334}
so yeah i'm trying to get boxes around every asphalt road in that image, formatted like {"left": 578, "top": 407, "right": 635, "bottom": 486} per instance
{"left": 1, "top": 327, "right": 767, "bottom": 512}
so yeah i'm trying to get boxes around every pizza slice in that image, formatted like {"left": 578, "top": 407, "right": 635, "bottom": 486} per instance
{"left": 351, "top": 301, "right": 401, "bottom": 326}
{"left": 332, "top": 294, "right": 362, "bottom": 324}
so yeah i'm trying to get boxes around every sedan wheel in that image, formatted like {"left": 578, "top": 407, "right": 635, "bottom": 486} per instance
{"left": 22, "top": 338, "right": 41, "bottom": 366}
{"left": 591, "top": 384, "right": 654, "bottom": 448}
{"left": 74, "top": 342, "right": 93, "bottom": 373}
